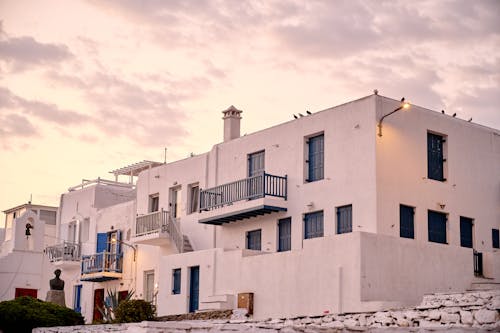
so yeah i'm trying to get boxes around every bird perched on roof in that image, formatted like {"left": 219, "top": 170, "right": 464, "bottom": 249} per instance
{"left": 452, "top": 113, "right": 457, "bottom": 117}
{"left": 373, "top": 89, "right": 378, "bottom": 95}
{"left": 298, "top": 113, "right": 304, "bottom": 117}
{"left": 293, "top": 114, "right": 298, "bottom": 119}
{"left": 441, "top": 110, "right": 445, "bottom": 114}
{"left": 401, "top": 97, "right": 405, "bottom": 102}
{"left": 306, "top": 110, "right": 312, "bottom": 115}
{"left": 468, "top": 118, "right": 472, "bottom": 122}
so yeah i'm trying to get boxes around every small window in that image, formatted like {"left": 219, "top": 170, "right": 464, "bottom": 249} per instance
{"left": 400, "top": 205, "right": 415, "bottom": 239}
{"left": 306, "top": 134, "right": 324, "bottom": 182}
{"left": 248, "top": 150, "right": 265, "bottom": 177}
{"left": 172, "top": 268, "right": 181, "bottom": 294}
{"left": 149, "top": 194, "right": 159, "bottom": 213}
{"left": 304, "top": 211, "right": 324, "bottom": 239}
{"left": 460, "top": 217, "right": 473, "bottom": 248}
{"left": 188, "top": 184, "right": 200, "bottom": 214}
{"left": 428, "top": 211, "right": 447, "bottom": 244}
{"left": 337, "top": 205, "right": 352, "bottom": 234}
{"left": 246, "top": 229, "right": 262, "bottom": 250}
{"left": 40, "top": 210, "right": 56, "bottom": 225}
{"left": 493, "top": 229, "right": 499, "bottom": 249}
{"left": 427, "top": 132, "right": 446, "bottom": 181}
{"left": 278, "top": 217, "right": 291, "bottom": 252}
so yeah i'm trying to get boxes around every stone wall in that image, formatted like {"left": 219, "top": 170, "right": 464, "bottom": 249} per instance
{"left": 33, "top": 290, "right": 500, "bottom": 332}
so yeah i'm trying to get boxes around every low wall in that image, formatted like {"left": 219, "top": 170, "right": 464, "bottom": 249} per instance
{"left": 34, "top": 289, "right": 499, "bottom": 332}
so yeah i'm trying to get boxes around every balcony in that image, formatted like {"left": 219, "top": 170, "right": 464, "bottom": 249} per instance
{"left": 45, "top": 242, "right": 81, "bottom": 269}
{"left": 80, "top": 252, "right": 123, "bottom": 282}
{"left": 131, "top": 210, "right": 190, "bottom": 252}
{"left": 199, "top": 172, "right": 287, "bottom": 225}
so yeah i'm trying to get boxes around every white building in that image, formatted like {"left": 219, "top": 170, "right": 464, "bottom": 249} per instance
{"left": 4, "top": 93, "right": 498, "bottom": 323}
{"left": 0, "top": 203, "right": 58, "bottom": 301}
{"left": 132, "top": 94, "right": 500, "bottom": 319}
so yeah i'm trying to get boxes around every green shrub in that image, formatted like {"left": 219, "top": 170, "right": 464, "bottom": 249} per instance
{"left": 115, "top": 299, "right": 155, "bottom": 323}
{"left": 0, "top": 296, "right": 84, "bottom": 333}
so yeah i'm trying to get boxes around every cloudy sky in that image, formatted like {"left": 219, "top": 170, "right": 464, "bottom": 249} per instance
{"left": 0, "top": 0, "right": 499, "bottom": 223}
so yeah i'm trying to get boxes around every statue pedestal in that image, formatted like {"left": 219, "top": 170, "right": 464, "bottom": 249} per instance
{"left": 46, "top": 290, "right": 66, "bottom": 307}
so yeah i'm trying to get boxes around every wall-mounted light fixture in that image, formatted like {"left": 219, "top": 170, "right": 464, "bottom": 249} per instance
{"left": 111, "top": 238, "right": 137, "bottom": 261}
{"left": 377, "top": 98, "right": 411, "bottom": 137}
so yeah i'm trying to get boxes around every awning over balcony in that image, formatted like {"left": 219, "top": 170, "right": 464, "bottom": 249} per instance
{"left": 199, "top": 204, "right": 287, "bottom": 225}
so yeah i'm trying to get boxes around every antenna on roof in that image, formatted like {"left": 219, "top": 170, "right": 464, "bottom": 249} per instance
{"left": 28, "top": 194, "right": 32, "bottom": 205}
{"left": 164, "top": 148, "right": 167, "bottom": 164}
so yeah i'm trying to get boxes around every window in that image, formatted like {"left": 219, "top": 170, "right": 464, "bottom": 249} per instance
{"left": 278, "top": 217, "right": 291, "bottom": 252}
{"left": 73, "top": 285, "right": 82, "bottom": 313}
{"left": 246, "top": 229, "right": 262, "bottom": 250}
{"left": 40, "top": 210, "right": 56, "bottom": 225}
{"left": 306, "top": 134, "right": 324, "bottom": 182}
{"left": 144, "top": 270, "right": 155, "bottom": 303}
{"left": 428, "top": 211, "right": 447, "bottom": 244}
{"left": 169, "top": 187, "right": 181, "bottom": 218}
{"left": 493, "top": 229, "right": 499, "bottom": 249}
{"left": 460, "top": 217, "right": 473, "bottom": 248}
{"left": 248, "top": 150, "right": 265, "bottom": 177}
{"left": 68, "top": 221, "right": 77, "bottom": 243}
{"left": 188, "top": 184, "right": 199, "bottom": 214}
{"left": 304, "top": 211, "right": 324, "bottom": 239}
{"left": 149, "top": 194, "right": 159, "bottom": 213}
{"left": 427, "top": 132, "right": 446, "bottom": 181}
{"left": 337, "top": 205, "right": 352, "bottom": 234}
{"left": 400, "top": 205, "right": 415, "bottom": 239}
{"left": 172, "top": 268, "right": 181, "bottom": 294}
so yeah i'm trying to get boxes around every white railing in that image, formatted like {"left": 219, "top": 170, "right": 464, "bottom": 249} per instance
{"left": 45, "top": 242, "right": 81, "bottom": 262}
{"left": 135, "top": 210, "right": 186, "bottom": 253}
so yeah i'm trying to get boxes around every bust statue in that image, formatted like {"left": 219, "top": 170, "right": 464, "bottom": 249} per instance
{"left": 49, "top": 269, "right": 65, "bottom": 291}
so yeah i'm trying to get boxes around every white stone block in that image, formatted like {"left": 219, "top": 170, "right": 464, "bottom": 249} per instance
{"left": 460, "top": 310, "right": 473, "bottom": 325}
{"left": 474, "top": 309, "right": 498, "bottom": 324}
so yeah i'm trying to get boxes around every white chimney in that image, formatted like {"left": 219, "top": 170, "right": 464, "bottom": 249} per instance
{"left": 222, "top": 105, "right": 242, "bottom": 142}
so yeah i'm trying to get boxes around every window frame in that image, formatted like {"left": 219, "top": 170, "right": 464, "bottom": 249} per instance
{"left": 459, "top": 216, "right": 474, "bottom": 248}
{"left": 428, "top": 210, "right": 447, "bottom": 244}
{"left": 277, "top": 217, "right": 292, "bottom": 252}
{"left": 305, "top": 133, "right": 324, "bottom": 182}
{"left": 246, "top": 229, "right": 262, "bottom": 250}
{"left": 172, "top": 268, "right": 181, "bottom": 295}
{"left": 427, "top": 131, "right": 447, "bottom": 182}
{"left": 148, "top": 194, "right": 159, "bottom": 213}
{"left": 169, "top": 186, "right": 182, "bottom": 219}
{"left": 336, "top": 204, "right": 353, "bottom": 234}
{"left": 304, "top": 210, "right": 324, "bottom": 239}
{"left": 492, "top": 229, "right": 499, "bottom": 249}
{"left": 400, "top": 204, "right": 415, "bottom": 239}
{"left": 187, "top": 183, "right": 200, "bottom": 214}
{"left": 143, "top": 270, "right": 155, "bottom": 303}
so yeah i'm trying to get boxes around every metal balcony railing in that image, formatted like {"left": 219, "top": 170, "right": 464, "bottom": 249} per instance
{"left": 199, "top": 172, "right": 287, "bottom": 211}
{"left": 135, "top": 210, "right": 169, "bottom": 237}
{"left": 45, "top": 242, "right": 81, "bottom": 262}
{"left": 134, "top": 210, "right": 187, "bottom": 253}
{"left": 81, "top": 252, "right": 123, "bottom": 275}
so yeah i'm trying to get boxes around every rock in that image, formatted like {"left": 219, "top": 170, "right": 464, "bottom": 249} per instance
{"left": 300, "top": 317, "right": 312, "bottom": 324}
{"left": 474, "top": 309, "right": 498, "bottom": 324}
{"left": 358, "top": 314, "right": 367, "bottom": 326}
{"left": 373, "top": 311, "right": 392, "bottom": 325}
{"left": 460, "top": 310, "right": 473, "bottom": 325}
{"left": 396, "top": 319, "right": 409, "bottom": 327}
{"left": 487, "top": 298, "right": 500, "bottom": 310}
{"left": 441, "top": 313, "right": 460, "bottom": 323}
{"left": 322, "top": 320, "right": 344, "bottom": 329}
{"left": 321, "top": 316, "right": 333, "bottom": 323}
{"left": 404, "top": 310, "right": 421, "bottom": 321}
{"left": 419, "top": 320, "right": 442, "bottom": 328}
{"left": 343, "top": 318, "right": 358, "bottom": 328}
{"left": 427, "top": 310, "right": 441, "bottom": 320}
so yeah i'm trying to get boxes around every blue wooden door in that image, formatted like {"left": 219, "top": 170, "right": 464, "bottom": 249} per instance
{"left": 460, "top": 217, "right": 473, "bottom": 248}
{"left": 96, "top": 233, "right": 107, "bottom": 253}
{"left": 189, "top": 266, "right": 200, "bottom": 312}
{"left": 73, "top": 285, "right": 82, "bottom": 313}
{"left": 428, "top": 211, "right": 447, "bottom": 244}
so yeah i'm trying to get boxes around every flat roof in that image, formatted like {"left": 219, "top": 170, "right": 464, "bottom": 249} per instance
{"left": 3, "top": 203, "right": 58, "bottom": 214}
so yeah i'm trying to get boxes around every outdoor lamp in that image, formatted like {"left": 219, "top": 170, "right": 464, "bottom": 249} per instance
{"left": 377, "top": 98, "right": 411, "bottom": 137}
{"left": 111, "top": 238, "right": 137, "bottom": 261}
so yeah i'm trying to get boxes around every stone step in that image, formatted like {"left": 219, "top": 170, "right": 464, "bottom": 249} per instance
{"left": 199, "top": 294, "right": 235, "bottom": 311}
{"left": 469, "top": 282, "right": 500, "bottom": 291}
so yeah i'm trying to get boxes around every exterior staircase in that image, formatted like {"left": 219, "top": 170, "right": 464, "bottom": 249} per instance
{"left": 468, "top": 277, "right": 500, "bottom": 291}
{"left": 182, "top": 235, "right": 193, "bottom": 252}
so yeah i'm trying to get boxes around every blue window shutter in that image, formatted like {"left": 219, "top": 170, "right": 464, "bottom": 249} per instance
{"left": 337, "top": 205, "right": 352, "bottom": 234}
{"left": 248, "top": 151, "right": 265, "bottom": 177}
{"left": 246, "top": 229, "right": 262, "bottom": 250}
{"left": 304, "top": 211, "right": 323, "bottom": 239}
{"left": 427, "top": 133, "right": 444, "bottom": 181}
{"left": 73, "top": 285, "right": 82, "bottom": 313}
{"left": 116, "top": 230, "right": 122, "bottom": 254}
{"left": 400, "top": 205, "right": 415, "bottom": 239}
{"left": 460, "top": 217, "right": 473, "bottom": 248}
{"left": 492, "top": 229, "right": 499, "bottom": 249}
{"left": 428, "top": 211, "right": 447, "bottom": 244}
{"left": 308, "top": 134, "right": 324, "bottom": 182}
{"left": 172, "top": 268, "right": 181, "bottom": 294}
{"left": 278, "top": 218, "right": 291, "bottom": 252}
{"left": 96, "top": 233, "right": 107, "bottom": 253}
